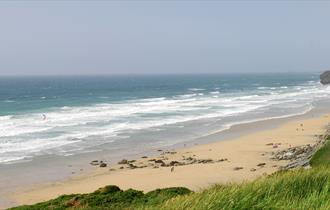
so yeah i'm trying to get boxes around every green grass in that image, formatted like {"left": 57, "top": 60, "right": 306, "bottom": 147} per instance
{"left": 149, "top": 167, "right": 330, "bottom": 210}
{"left": 310, "top": 136, "right": 330, "bottom": 167}
{"left": 11, "top": 136, "right": 330, "bottom": 210}
{"left": 9, "top": 186, "right": 191, "bottom": 210}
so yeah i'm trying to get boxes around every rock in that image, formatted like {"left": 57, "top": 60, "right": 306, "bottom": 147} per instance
{"left": 233, "top": 167, "right": 243, "bottom": 171}
{"left": 119, "top": 166, "right": 124, "bottom": 169}
{"left": 162, "top": 151, "right": 177, "bottom": 155}
{"left": 185, "top": 157, "right": 194, "bottom": 161}
{"left": 118, "top": 159, "right": 128, "bottom": 164}
{"left": 257, "top": 163, "right": 266, "bottom": 167}
{"left": 198, "top": 159, "right": 213, "bottom": 164}
{"left": 128, "top": 163, "right": 137, "bottom": 169}
{"left": 250, "top": 168, "right": 257, "bottom": 172}
{"left": 141, "top": 156, "right": 148, "bottom": 158}
{"left": 217, "top": 158, "right": 228, "bottom": 162}
{"left": 90, "top": 160, "right": 99, "bottom": 166}
{"left": 320, "top": 70, "right": 330, "bottom": 85}
{"left": 169, "top": 161, "right": 180, "bottom": 166}
{"left": 155, "top": 159, "right": 165, "bottom": 164}
{"left": 283, "top": 152, "right": 294, "bottom": 159}
{"left": 99, "top": 162, "right": 107, "bottom": 167}
{"left": 272, "top": 141, "right": 325, "bottom": 170}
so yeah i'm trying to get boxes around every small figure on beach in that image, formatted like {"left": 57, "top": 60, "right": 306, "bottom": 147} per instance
{"left": 171, "top": 167, "right": 174, "bottom": 172}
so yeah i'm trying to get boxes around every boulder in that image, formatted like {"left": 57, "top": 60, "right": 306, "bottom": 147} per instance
{"left": 154, "top": 159, "right": 165, "bottom": 164}
{"left": 118, "top": 159, "right": 128, "bottom": 164}
{"left": 320, "top": 70, "right": 330, "bottom": 85}
{"left": 99, "top": 162, "right": 107, "bottom": 167}
{"left": 90, "top": 160, "right": 99, "bottom": 166}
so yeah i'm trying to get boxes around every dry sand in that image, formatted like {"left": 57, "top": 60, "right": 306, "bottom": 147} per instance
{"left": 8, "top": 113, "right": 330, "bottom": 207}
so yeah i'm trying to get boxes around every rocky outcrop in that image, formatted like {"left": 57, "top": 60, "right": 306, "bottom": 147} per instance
{"left": 320, "top": 71, "right": 330, "bottom": 85}
{"left": 271, "top": 137, "right": 326, "bottom": 170}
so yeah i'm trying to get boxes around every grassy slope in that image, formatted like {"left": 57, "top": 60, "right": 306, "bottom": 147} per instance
{"left": 310, "top": 136, "right": 330, "bottom": 167}
{"left": 151, "top": 167, "right": 330, "bottom": 210}
{"left": 10, "top": 187, "right": 191, "bottom": 210}
{"left": 11, "top": 137, "right": 330, "bottom": 210}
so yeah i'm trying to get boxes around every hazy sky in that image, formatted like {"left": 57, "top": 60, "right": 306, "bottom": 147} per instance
{"left": 0, "top": 1, "right": 330, "bottom": 75}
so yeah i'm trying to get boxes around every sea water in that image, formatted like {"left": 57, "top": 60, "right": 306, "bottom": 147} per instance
{"left": 0, "top": 73, "right": 329, "bottom": 164}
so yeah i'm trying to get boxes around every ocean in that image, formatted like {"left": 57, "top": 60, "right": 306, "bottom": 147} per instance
{"left": 0, "top": 73, "right": 329, "bottom": 164}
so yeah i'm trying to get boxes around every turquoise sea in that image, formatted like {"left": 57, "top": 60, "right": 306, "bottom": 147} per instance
{"left": 0, "top": 73, "right": 328, "bottom": 164}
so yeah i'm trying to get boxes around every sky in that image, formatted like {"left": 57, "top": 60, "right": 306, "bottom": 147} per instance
{"left": 0, "top": 1, "right": 330, "bottom": 75}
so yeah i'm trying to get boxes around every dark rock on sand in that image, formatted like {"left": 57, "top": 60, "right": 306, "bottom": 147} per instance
{"left": 198, "top": 159, "right": 213, "bottom": 164}
{"left": 154, "top": 159, "right": 165, "bottom": 164}
{"left": 272, "top": 138, "right": 326, "bottom": 170}
{"left": 257, "top": 163, "right": 266, "bottom": 167}
{"left": 233, "top": 167, "right": 243, "bottom": 171}
{"left": 217, "top": 158, "right": 228, "bottom": 162}
{"left": 128, "top": 163, "right": 137, "bottom": 169}
{"left": 99, "top": 162, "right": 107, "bottom": 167}
{"left": 169, "top": 161, "right": 180, "bottom": 166}
{"left": 118, "top": 159, "right": 128, "bottom": 164}
{"left": 90, "top": 160, "right": 99, "bottom": 166}
{"left": 320, "top": 70, "right": 330, "bottom": 85}
{"left": 272, "top": 145, "right": 313, "bottom": 161}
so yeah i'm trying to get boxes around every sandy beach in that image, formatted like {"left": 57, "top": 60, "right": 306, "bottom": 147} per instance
{"left": 5, "top": 112, "right": 329, "bottom": 208}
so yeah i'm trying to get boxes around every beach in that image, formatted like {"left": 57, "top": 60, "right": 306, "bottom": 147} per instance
{"left": 1, "top": 74, "right": 330, "bottom": 209}
{"left": 3, "top": 108, "right": 329, "bottom": 209}
{"left": 1, "top": 2, "right": 329, "bottom": 208}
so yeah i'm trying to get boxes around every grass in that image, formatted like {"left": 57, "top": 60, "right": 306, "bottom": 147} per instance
{"left": 150, "top": 167, "right": 330, "bottom": 210}
{"left": 9, "top": 186, "right": 191, "bottom": 210}
{"left": 310, "top": 136, "right": 330, "bottom": 167}
{"left": 10, "top": 136, "right": 330, "bottom": 210}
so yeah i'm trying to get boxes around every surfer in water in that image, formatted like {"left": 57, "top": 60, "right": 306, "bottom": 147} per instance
{"left": 42, "top": 114, "right": 47, "bottom": 120}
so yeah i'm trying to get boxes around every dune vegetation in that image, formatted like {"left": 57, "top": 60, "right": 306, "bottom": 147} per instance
{"left": 10, "top": 136, "right": 330, "bottom": 210}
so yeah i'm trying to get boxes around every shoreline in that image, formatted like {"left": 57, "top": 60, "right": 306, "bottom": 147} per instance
{"left": 5, "top": 110, "right": 330, "bottom": 209}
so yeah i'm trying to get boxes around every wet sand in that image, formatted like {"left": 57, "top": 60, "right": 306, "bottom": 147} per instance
{"left": 7, "top": 112, "right": 330, "bottom": 208}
